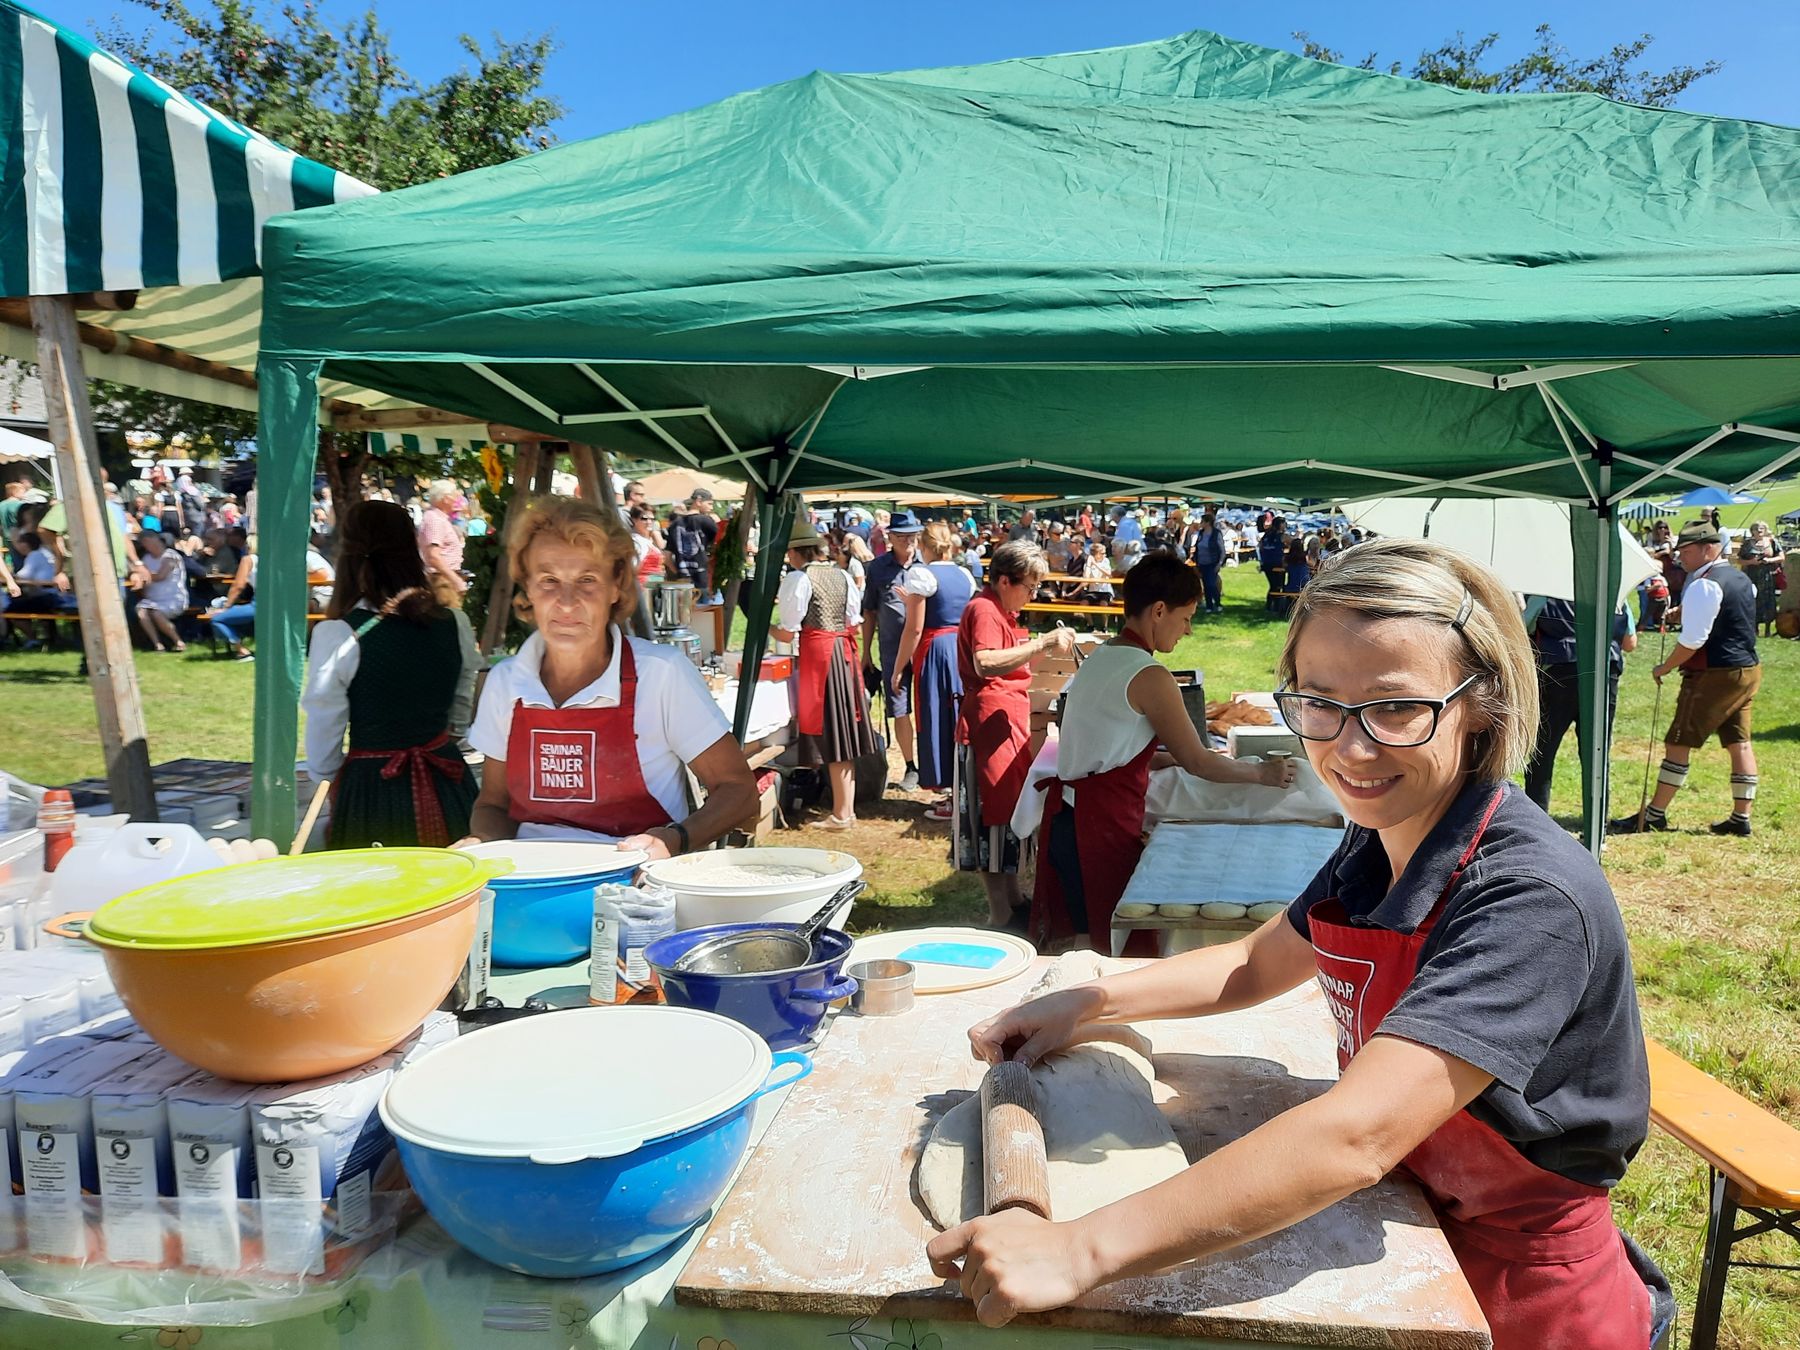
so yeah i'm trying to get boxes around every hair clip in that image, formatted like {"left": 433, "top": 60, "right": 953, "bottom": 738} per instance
{"left": 1450, "top": 590, "right": 1474, "bottom": 631}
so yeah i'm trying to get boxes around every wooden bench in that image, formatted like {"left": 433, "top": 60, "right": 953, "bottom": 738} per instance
{"left": 1646, "top": 1038, "right": 1800, "bottom": 1350}
{"left": 1021, "top": 601, "right": 1123, "bottom": 618}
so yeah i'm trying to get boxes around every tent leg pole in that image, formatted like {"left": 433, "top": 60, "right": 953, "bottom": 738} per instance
{"left": 1573, "top": 487, "right": 1620, "bottom": 858}
{"left": 29, "top": 295, "right": 156, "bottom": 820}
{"left": 479, "top": 442, "right": 544, "bottom": 656}
{"left": 733, "top": 492, "right": 797, "bottom": 743}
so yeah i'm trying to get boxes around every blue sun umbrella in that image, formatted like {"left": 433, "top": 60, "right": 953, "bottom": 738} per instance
{"left": 1663, "top": 486, "right": 1764, "bottom": 508}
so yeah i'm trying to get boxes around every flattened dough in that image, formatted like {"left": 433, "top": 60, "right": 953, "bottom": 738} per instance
{"left": 1114, "top": 902, "right": 1156, "bottom": 919}
{"left": 1156, "top": 903, "right": 1199, "bottom": 918}
{"left": 918, "top": 953, "right": 1190, "bottom": 1229}
{"left": 1199, "top": 901, "right": 1248, "bottom": 920}
{"left": 1247, "top": 901, "right": 1287, "bottom": 922}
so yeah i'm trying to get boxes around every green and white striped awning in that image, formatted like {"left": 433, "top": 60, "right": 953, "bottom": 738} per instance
{"left": 0, "top": 0, "right": 373, "bottom": 295}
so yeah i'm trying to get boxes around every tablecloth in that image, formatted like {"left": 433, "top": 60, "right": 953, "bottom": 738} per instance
{"left": 0, "top": 958, "right": 1327, "bottom": 1350}
{"left": 1010, "top": 726, "right": 1342, "bottom": 840}
{"left": 713, "top": 677, "right": 791, "bottom": 745}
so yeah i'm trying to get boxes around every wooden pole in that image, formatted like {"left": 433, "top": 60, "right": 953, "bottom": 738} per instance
{"left": 533, "top": 446, "right": 557, "bottom": 497}
{"left": 28, "top": 295, "right": 157, "bottom": 819}
{"left": 479, "top": 440, "right": 543, "bottom": 656}
{"left": 720, "top": 479, "right": 760, "bottom": 642}
{"left": 570, "top": 442, "right": 654, "bottom": 641}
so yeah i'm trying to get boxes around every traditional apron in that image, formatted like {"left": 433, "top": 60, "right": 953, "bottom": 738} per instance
{"left": 505, "top": 640, "right": 673, "bottom": 838}
{"left": 1307, "top": 788, "right": 1650, "bottom": 1350}
{"left": 912, "top": 625, "right": 958, "bottom": 685}
{"left": 796, "top": 624, "right": 862, "bottom": 737}
{"left": 331, "top": 610, "right": 465, "bottom": 847}
{"left": 956, "top": 597, "right": 1031, "bottom": 828}
{"left": 1029, "top": 630, "right": 1158, "bottom": 955}
{"left": 339, "top": 732, "right": 465, "bottom": 847}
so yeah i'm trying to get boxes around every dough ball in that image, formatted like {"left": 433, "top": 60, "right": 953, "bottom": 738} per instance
{"left": 1114, "top": 902, "right": 1157, "bottom": 919}
{"left": 1247, "top": 901, "right": 1287, "bottom": 922}
{"left": 1199, "top": 901, "right": 1249, "bottom": 920}
{"left": 1157, "top": 903, "right": 1199, "bottom": 918}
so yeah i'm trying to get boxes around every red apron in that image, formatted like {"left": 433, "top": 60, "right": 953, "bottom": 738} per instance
{"left": 911, "top": 625, "right": 957, "bottom": 685}
{"left": 1029, "top": 630, "right": 1158, "bottom": 955}
{"left": 505, "top": 640, "right": 673, "bottom": 838}
{"left": 338, "top": 731, "right": 465, "bottom": 847}
{"left": 1307, "top": 788, "right": 1650, "bottom": 1350}
{"left": 796, "top": 625, "right": 863, "bottom": 738}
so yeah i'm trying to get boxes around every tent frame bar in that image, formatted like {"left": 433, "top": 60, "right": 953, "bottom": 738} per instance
{"left": 1379, "top": 361, "right": 1635, "bottom": 391}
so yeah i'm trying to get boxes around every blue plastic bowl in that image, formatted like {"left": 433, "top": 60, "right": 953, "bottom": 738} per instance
{"left": 463, "top": 842, "right": 645, "bottom": 967}
{"left": 381, "top": 1007, "right": 811, "bottom": 1278}
{"left": 646, "top": 924, "right": 858, "bottom": 1050}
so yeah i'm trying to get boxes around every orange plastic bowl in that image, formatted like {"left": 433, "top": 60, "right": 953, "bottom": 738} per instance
{"left": 93, "top": 894, "right": 477, "bottom": 1082}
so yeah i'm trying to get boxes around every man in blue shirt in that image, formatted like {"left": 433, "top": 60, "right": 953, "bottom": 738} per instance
{"left": 1522, "top": 597, "right": 1635, "bottom": 814}
{"left": 861, "top": 511, "right": 928, "bottom": 791}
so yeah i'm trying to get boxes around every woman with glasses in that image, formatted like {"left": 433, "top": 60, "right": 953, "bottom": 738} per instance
{"left": 628, "top": 506, "right": 665, "bottom": 585}
{"left": 930, "top": 538, "right": 1668, "bottom": 1350}
{"left": 1030, "top": 553, "right": 1294, "bottom": 952}
{"left": 459, "top": 496, "right": 758, "bottom": 857}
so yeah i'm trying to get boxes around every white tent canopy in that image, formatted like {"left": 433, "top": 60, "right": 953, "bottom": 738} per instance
{"left": 1346, "top": 497, "right": 1658, "bottom": 611}
{"left": 0, "top": 425, "right": 52, "bottom": 462}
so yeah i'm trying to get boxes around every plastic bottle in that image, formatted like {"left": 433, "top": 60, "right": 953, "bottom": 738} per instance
{"left": 38, "top": 790, "right": 76, "bottom": 873}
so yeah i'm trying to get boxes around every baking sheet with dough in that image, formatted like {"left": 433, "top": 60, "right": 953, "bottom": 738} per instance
{"left": 1119, "top": 822, "right": 1343, "bottom": 913}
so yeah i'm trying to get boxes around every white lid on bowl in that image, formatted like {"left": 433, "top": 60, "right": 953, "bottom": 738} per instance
{"left": 639, "top": 846, "right": 857, "bottom": 893}
{"left": 460, "top": 840, "right": 647, "bottom": 879}
{"left": 379, "top": 1006, "right": 771, "bottom": 1164}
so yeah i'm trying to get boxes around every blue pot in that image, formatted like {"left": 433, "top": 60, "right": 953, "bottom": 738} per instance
{"left": 646, "top": 924, "right": 858, "bottom": 1050}
{"left": 460, "top": 842, "right": 648, "bottom": 968}
{"left": 390, "top": 1046, "right": 810, "bottom": 1277}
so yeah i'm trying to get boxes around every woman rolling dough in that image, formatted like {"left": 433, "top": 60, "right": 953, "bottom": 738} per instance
{"left": 928, "top": 539, "right": 1668, "bottom": 1350}
{"left": 1032, "top": 553, "right": 1293, "bottom": 950}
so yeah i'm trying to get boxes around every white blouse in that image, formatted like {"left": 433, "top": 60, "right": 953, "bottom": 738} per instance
{"left": 777, "top": 565, "right": 866, "bottom": 631}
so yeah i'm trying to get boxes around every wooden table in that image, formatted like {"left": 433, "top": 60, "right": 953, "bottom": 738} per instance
{"left": 677, "top": 960, "right": 1490, "bottom": 1348}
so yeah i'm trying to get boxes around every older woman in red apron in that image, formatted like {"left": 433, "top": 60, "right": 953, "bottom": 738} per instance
{"left": 772, "top": 517, "right": 880, "bottom": 829}
{"left": 461, "top": 495, "right": 758, "bottom": 858}
{"left": 953, "top": 540, "right": 1073, "bottom": 927}
{"left": 1032, "top": 553, "right": 1294, "bottom": 952}
{"left": 930, "top": 538, "right": 1671, "bottom": 1350}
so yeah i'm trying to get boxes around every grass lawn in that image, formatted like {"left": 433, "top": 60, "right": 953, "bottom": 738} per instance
{"left": 3, "top": 563, "right": 1797, "bottom": 1345}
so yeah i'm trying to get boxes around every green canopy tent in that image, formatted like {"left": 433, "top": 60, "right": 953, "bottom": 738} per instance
{"left": 256, "top": 30, "right": 1800, "bottom": 850}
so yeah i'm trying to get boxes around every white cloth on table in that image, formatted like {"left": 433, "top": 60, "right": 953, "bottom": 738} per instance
{"left": 468, "top": 626, "right": 730, "bottom": 835}
{"left": 303, "top": 609, "right": 481, "bottom": 780}
{"left": 776, "top": 566, "right": 865, "bottom": 631}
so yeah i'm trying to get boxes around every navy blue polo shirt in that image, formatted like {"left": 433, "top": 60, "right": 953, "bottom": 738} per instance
{"left": 1287, "top": 779, "right": 1649, "bottom": 1188}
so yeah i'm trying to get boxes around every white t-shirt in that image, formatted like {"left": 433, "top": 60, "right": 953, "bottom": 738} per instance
{"left": 1054, "top": 642, "right": 1160, "bottom": 795}
{"left": 468, "top": 627, "right": 730, "bottom": 840}
{"left": 303, "top": 608, "right": 481, "bottom": 780}
{"left": 776, "top": 566, "right": 866, "bottom": 631}
{"left": 17, "top": 547, "right": 59, "bottom": 583}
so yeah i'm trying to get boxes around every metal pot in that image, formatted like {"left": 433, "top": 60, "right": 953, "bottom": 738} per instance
{"left": 648, "top": 578, "right": 698, "bottom": 630}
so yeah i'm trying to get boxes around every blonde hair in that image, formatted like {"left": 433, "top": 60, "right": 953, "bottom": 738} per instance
{"left": 507, "top": 494, "right": 640, "bottom": 625}
{"left": 920, "top": 520, "right": 957, "bottom": 560}
{"left": 1277, "top": 538, "right": 1538, "bottom": 781}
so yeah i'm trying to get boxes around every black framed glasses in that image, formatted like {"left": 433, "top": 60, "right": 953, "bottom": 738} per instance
{"left": 1273, "top": 675, "right": 1480, "bottom": 748}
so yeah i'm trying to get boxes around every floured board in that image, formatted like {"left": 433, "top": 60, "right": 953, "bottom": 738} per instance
{"left": 676, "top": 960, "right": 1490, "bottom": 1347}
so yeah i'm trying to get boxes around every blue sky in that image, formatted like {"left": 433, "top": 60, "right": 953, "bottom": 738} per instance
{"left": 73, "top": 0, "right": 1799, "bottom": 141}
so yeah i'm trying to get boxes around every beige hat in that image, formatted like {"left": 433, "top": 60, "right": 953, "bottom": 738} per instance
{"left": 788, "top": 517, "right": 822, "bottom": 547}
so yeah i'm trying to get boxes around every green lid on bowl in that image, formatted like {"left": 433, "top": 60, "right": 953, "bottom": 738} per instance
{"left": 87, "top": 848, "right": 510, "bottom": 951}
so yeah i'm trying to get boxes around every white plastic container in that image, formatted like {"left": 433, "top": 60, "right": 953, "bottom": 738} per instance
{"left": 640, "top": 847, "right": 863, "bottom": 932}
{"left": 46, "top": 821, "right": 218, "bottom": 912}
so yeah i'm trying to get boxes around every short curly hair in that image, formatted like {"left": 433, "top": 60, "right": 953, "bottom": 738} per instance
{"left": 506, "top": 494, "right": 640, "bottom": 627}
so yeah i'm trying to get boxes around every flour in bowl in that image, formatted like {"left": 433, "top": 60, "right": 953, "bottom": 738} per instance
{"left": 684, "top": 862, "right": 826, "bottom": 886}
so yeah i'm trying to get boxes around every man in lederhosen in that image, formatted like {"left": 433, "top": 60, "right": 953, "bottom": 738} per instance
{"left": 1610, "top": 521, "right": 1762, "bottom": 837}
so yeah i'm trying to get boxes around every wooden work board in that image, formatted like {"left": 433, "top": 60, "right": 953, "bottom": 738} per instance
{"left": 676, "top": 958, "right": 1491, "bottom": 1348}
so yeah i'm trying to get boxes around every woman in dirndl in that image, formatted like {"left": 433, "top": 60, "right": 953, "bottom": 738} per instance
{"left": 954, "top": 540, "right": 1072, "bottom": 927}
{"left": 304, "top": 500, "right": 481, "bottom": 848}
{"left": 893, "top": 521, "right": 975, "bottom": 821}
{"left": 774, "top": 517, "right": 880, "bottom": 829}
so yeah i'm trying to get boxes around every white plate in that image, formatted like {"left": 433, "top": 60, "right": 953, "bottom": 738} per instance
{"left": 849, "top": 927, "right": 1035, "bottom": 994}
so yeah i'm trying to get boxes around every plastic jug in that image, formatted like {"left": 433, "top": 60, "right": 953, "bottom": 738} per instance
{"left": 47, "top": 821, "right": 219, "bottom": 911}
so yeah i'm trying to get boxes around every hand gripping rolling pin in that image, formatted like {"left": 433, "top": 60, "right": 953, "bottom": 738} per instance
{"left": 979, "top": 1060, "right": 1053, "bottom": 1220}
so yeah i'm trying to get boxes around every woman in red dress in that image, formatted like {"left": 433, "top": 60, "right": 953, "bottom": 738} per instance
{"left": 954, "top": 540, "right": 1072, "bottom": 927}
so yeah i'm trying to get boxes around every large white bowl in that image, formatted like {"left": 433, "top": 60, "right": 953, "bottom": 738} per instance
{"left": 641, "top": 848, "right": 863, "bottom": 931}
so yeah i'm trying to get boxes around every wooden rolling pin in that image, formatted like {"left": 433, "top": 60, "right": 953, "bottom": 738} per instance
{"left": 979, "top": 1060, "right": 1053, "bottom": 1220}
